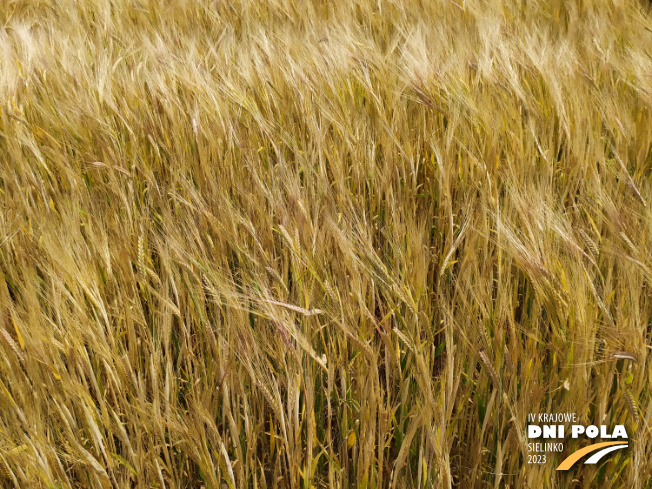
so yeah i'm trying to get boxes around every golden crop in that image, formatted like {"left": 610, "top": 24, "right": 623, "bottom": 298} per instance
{"left": 0, "top": 0, "right": 651, "bottom": 487}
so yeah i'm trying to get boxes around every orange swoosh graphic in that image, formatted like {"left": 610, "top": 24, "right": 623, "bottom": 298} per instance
{"left": 556, "top": 441, "right": 628, "bottom": 470}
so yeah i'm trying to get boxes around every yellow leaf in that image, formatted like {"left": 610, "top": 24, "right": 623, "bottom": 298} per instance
{"left": 584, "top": 210, "right": 600, "bottom": 237}
{"left": 347, "top": 430, "right": 356, "bottom": 449}
{"left": 33, "top": 357, "right": 61, "bottom": 381}
{"left": 11, "top": 318, "right": 24, "bottom": 350}
{"left": 46, "top": 364, "right": 62, "bottom": 381}
{"left": 269, "top": 414, "right": 275, "bottom": 457}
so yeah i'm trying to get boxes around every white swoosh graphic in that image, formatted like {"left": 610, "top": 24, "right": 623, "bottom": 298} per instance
{"left": 584, "top": 444, "right": 628, "bottom": 464}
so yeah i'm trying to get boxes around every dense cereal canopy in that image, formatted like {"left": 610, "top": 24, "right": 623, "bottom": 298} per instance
{"left": 0, "top": 0, "right": 651, "bottom": 487}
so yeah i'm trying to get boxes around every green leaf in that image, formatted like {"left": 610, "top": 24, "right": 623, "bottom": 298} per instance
{"left": 110, "top": 453, "right": 137, "bottom": 477}
{"left": 476, "top": 392, "right": 486, "bottom": 424}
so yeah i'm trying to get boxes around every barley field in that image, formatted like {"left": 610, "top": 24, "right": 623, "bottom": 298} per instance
{"left": 0, "top": 0, "right": 651, "bottom": 487}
